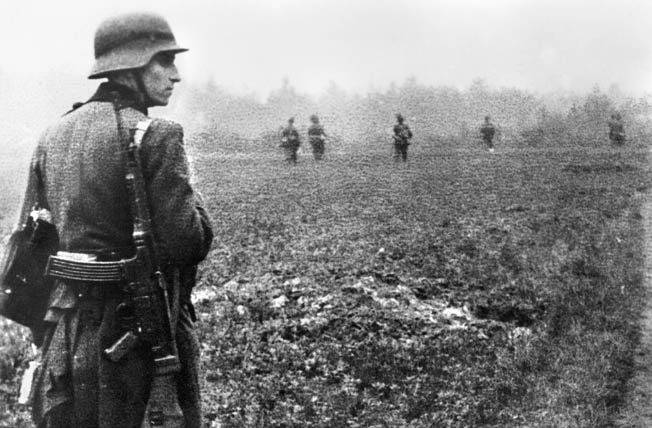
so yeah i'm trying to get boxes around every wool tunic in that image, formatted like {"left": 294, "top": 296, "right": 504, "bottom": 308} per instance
{"left": 20, "top": 82, "right": 213, "bottom": 428}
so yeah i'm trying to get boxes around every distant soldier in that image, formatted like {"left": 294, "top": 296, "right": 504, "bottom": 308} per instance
{"left": 480, "top": 116, "right": 496, "bottom": 152}
{"left": 393, "top": 113, "right": 413, "bottom": 162}
{"left": 280, "top": 117, "right": 301, "bottom": 163}
{"left": 608, "top": 112, "right": 626, "bottom": 145}
{"left": 308, "top": 114, "right": 327, "bottom": 161}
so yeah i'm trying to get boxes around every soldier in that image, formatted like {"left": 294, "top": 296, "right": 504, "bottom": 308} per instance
{"left": 608, "top": 112, "right": 626, "bottom": 145}
{"left": 308, "top": 114, "right": 327, "bottom": 161}
{"left": 480, "top": 115, "right": 496, "bottom": 152}
{"left": 280, "top": 117, "right": 301, "bottom": 163}
{"left": 21, "top": 12, "right": 213, "bottom": 428}
{"left": 392, "top": 113, "right": 413, "bottom": 162}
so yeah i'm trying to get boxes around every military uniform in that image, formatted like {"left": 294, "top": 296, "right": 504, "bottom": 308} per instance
{"left": 308, "top": 116, "right": 326, "bottom": 161}
{"left": 281, "top": 120, "right": 301, "bottom": 163}
{"left": 393, "top": 116, "right": 412, "bottom": 162}
{"left": 21, "top": 13, "right": 213, "bottom": 428}
{"left": 480, "top": 117, "right": 496, "bottom": 151}
{"left": 23, "top": 81, "right": 212, "bottom": 428}
{"left": 608, "top": 114, "right": 625, "bottom": 145}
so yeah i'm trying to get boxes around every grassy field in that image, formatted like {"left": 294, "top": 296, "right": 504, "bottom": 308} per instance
{"left": 0, "top": 138, "right": 649, "bottom": 427}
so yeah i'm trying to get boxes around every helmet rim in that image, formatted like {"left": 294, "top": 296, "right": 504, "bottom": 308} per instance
{"left": 89, "top": 40, "right": 187, "bottom": 79}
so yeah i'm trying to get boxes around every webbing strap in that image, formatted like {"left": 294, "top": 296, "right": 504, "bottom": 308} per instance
{"left": 134, "top": 119, "right": 152, "bottom": 148}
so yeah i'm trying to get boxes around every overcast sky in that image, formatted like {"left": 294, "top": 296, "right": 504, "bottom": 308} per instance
{"left": 1, "top": 0, "right": 652, "bottom": 98}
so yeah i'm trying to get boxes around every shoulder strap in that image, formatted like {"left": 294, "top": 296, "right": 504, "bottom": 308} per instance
{"left": 134, "top": 119, "right": 153, "bottom": 148}
{"left": 112, "top": 105, "right": 160, "bottom": 268}
{"left": 126, "top": 119, "right": 160, "bottom": 264}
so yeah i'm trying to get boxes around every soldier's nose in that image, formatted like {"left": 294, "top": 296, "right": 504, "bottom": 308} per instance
{"left": 170, "top": 65, "right": 181, "bottom": 83}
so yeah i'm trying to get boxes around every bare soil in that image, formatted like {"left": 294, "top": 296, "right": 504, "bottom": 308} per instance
{"left": 614, "top": 187, "right": 652, "bottom": 428}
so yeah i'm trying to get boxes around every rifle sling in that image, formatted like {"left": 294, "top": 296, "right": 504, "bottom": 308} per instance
{"left": 121, "top": 114, "right": 156, "bottom": 258}
{"left": 113, "top": 104, "right": 185, "bottom": 428}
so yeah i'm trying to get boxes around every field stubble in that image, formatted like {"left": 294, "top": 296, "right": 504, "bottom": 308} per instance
{"left": 0, "top": 140, "right": 649, "bottom": 427}
{"left": 188, "top": 141, "right": 649, "bottom": 427}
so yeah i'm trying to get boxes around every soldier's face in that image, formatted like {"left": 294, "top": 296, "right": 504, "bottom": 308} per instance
{"left": 141, "top": 52, "right": 181, "bottom": 106}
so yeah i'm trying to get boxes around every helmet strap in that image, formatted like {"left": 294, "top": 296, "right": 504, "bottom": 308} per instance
{"left": 108, "top": 70, "right": 150, "bottom": 107}
{"left": 134, "top": 71, "right": 153, "bottom": 107}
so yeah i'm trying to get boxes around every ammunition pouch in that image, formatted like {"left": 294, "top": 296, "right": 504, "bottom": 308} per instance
{"left": 0, "top": 216, "right": 59, "bottom": 344}
{"left": 45, "top": 253, "right": 137, "bottom": 283}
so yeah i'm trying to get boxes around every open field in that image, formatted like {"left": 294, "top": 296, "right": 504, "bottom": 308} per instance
{"left": 0, "top": 138, "right": 650, "bottom": 427}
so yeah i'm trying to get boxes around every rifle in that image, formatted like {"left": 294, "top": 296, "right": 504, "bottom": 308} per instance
{"left": 103, "top": 117, "right": 184, "bottom": 428}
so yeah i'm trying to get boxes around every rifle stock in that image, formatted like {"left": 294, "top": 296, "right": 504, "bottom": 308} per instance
{"left": 141, "top": 373, "right": 183, "bottom": 428}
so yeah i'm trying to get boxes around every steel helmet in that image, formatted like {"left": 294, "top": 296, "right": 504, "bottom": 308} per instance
{"left": 89, "top": 12, "right": 188, "bottom": 79}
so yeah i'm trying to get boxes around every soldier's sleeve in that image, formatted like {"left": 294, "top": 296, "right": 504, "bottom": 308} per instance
{"left": 140, "top": 119, "right": 214, "bottom": 266}
{"left": 15, "top": 141, "right": 49, "bottom": 229}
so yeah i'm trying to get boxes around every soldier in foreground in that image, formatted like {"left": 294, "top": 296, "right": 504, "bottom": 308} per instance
{"left": 21, "top": 12, "right": 213, "bottom": 428}
{"left": 281, "top": 117, "right": 301, "bottom": 163}
{"left": 608, "top": 112, "right": 626, "bottom": 145}
{"left": 308, "top": 114, "right": 327, "bottom": 161}
{"left": 392, "top": 113, "right": 413, "bottom": 162}
{"left": 480, "top": 115, "right": 496, "bottom": 152}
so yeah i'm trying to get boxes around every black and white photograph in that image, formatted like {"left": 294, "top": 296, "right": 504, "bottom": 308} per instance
{"left": 1, "top": 0, "right": 652, "bottom": 427}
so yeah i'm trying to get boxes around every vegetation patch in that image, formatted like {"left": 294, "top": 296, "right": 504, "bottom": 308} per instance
{"left": 0, "top": 83, "right": 649, "bottom": 426}
{"left": 187, "top": 141, "right": 648, "bottom": 427}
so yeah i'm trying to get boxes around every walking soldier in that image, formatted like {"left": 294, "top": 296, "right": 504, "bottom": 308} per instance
{"left": 308, "top": 114, "right": 327, "bottom": 161}
{"left": 480, "top": 115, "right": 496, "bottom": 152}
{"left": 393, "top": 113, "right": 413, "bottom": 162}
{"left": 280, "top": 117, "right": 301, "bottom": 163}
{"left": 608, "top": 112, "right": 626, "bottom": 145}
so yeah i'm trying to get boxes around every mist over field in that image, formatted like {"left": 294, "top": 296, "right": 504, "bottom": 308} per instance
{"left": 2, "top": 67, "right": 651, "bottom": 226}
{"left": 2, "top": 0, "right": 651, "bottom": 157}
{"left": 3, "top": 69, "right": 651, "bottom": 149}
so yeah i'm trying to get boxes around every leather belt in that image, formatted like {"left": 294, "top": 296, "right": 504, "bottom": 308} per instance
{"left": 46, "top": 254, "right": 137, "bottom": 283}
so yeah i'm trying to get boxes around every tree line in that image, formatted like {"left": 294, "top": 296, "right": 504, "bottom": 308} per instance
{"left": 177, "top": 77, "right": 652, "bottom": 153}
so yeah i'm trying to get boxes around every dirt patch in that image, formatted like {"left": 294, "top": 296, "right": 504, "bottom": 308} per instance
{"left": 562, "top": 163, "right": 638, "bottom": 174}
{"left": 614, "top": 192, "right": 652, "bottom": 428}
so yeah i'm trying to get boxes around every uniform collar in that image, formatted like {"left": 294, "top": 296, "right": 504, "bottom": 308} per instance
{"left": 87, "top": 81, "right": 149, "bottom": 114}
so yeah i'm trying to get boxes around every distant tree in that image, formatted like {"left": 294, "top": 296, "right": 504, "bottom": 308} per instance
{"left": 469, "top": 77, "right": 489, "bottom": 95}
{"left": 266, "top": 77, "right": 313, "bottom": 131}
{"left": 466, "top": 78, "right": 491, "bottom": 125}
{"left": 583, "top": 85, "right": 613, "bottom": 124}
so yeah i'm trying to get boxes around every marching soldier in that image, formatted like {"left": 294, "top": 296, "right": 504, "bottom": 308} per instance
{"left": 281, "top": 117, "right": 301, "bottom": 164}
{"left": 21, "top": 12, "right": 213, "bottom": 428}
{"left": 392, "top": 113, "right": 413, "bottom": 162}
{"left": 608, "top": 112, "right": 626, "bottom": 145}
{"left": 480, "top": 115, "right": 496, "bottom": 152}
{"left": 308, "top": 114, "right": 327, "bottom": 161}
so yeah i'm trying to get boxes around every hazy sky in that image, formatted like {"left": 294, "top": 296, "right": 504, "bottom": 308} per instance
{"left": 2, "top": 0, "right": 652, "bottom": 98}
